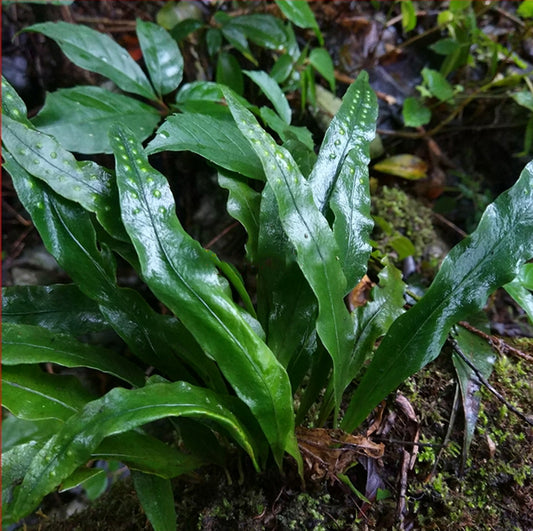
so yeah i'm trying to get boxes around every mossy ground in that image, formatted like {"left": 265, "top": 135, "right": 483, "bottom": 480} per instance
{"left": 27, "top": 338, "right": 532, "bottom": 530}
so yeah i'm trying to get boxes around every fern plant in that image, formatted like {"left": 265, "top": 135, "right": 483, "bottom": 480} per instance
{"left": 2, "top": 14, "right": 533, "bottom": 530}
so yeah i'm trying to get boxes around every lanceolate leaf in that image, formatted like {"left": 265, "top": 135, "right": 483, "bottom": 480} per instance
{"left": 110, "top": 125, "right": 298, "bottom": 465}
{"left": 3, "top": 154, "right": 215, "bottom": 385}
{"left": 147, "top": 112, "right": 265, "bottom": 181}
{"left": 330, "top": 147, "right": 374, "bottom": 291}
{"left": 308, "top": 72, "right": 377, "bottom": 212}
{"left": 26, "top": 21, "right": 156, "bottom": 100}
{"left": 2, "top": 284, "right": 107, "bottom": 335}
{"left": 136, "top": 19, "right": 183, "bottom": 97}
{"left": 2, "top": 415, "right": 61, "bottom": 452}
{"left": 3, "top": 323, "right": 145, "bottom": 387}
{"left": 1, "top": 76, "right": 32, "bottom": 125}
{"left": 308, "top": 73, "right": 377, "bottom": 290}
{"left": 2, "top": 442, "right": 42, "bottom": 508}
{"left": 2, "top": 115, "right": 126, "bottom": 240}
{"left": 342, "top": 161, "right": 533, "bottom": 431}
{"left": 2, "top": 365, "right": 96, "bottom": 422}
{"left": 93, "top": 431, "right": 206, "bottom": 478}
{"left": 223, "top": 87, "right": 354, "bottom": 421}
{"left": 244, "top": 70, "right": 291, "bottom": 124}
{"left": 452, "top": 324, "right": 496, "bottom": 463}
{"left": 218, "top": 169, "right": 261, "bottom": 261}
{"left": 347, "top": 260, "right": 405, "bottom": 382}
{"left": 275, "top": 0, "right": 323, "bottom": 45}
{"left": 32, "top": 86, "right": 160, "bottom": 154}
{"left": 226, "top": 14, "right": 299, "bottom": 58}
{"left": 504, "top": 263, "right": 533, "bottom": 324}
{"left": 132, "top": 471, "right": 177, "bottom": 531}
{"left": 309, "top": 48, "right": 335, "bottom": 91}
{"left": 5, "top": 381, "right": 260, "bottom": 525}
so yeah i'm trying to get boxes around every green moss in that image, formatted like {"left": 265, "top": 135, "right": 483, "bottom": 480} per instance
{"left": 402, "top": 352, "right": 533, "bottom": 530}
{"left": 372, "top": 185, "right": 438, "bottom": 262}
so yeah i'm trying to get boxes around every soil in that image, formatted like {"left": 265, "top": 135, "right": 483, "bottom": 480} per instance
{"left": 3, "top": 1, "right": 533, "bottom": 530}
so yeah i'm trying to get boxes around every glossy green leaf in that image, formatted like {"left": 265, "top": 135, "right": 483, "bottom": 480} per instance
{"left": 218, "top": 169, "right": 261, "bottom": 261}
{"left": 282, "top": 136, "right": 317, "bottom": 177}
{"left": 421, "top": 67, "right": 455, "bottom": 101}
{"left": 3, "top": 322, "right": 145, "bottom": 387}
{"left": 2, "top": 415, "right": 61, "bottom": 452}
{"left": 217, "top": 51, "right": 244, "bottom": 94}
{"left": 111, "top": 125, "right": 298, "bottom": 465}
{"left": 516, "top": 262, "right": 533, "bottom": 289}
{"left": 3, "top": 382, "right": 254, "bottom": 523}
{"left": 147, "top": 112, "right": 264, "bottom": 181}
{"left": 309, "top": 73, "right": 377, "bottom": 290}
{"left": 329, "top": 146, "right": 374, "bottom": 291}
{"left": 169, "top": 18, "right": 204, "bottom": 42}
{"left": 309, "top": 48, "right": 335, "bottom": 91}
{"left": 206, "top": 27, "right": 223, "bottom": 57}
{"left": 1, "top": 76, "right": 32, "bottom": 125}
{"left": 3, "top": 154, "right": 214, "bottom": 384}
{"left": 224, "top": 87, "right": 354, "bottom": 421}
{"left": 429, "top": 38, "right": 461, "bottom": 56}
{"left": 225, "top": 14, "right": 298, "bottom": 58}
{"left": 504, "top": 270, "right": 533, "bottom": 324}
{"left": 403, "top": 96, "right": 431, "bottom": 127}
{"left": 93, "top": 431, "right": 206, "bottom": 478}
{"left": 452, "top": 324, "right": 496, "bottom": 462}
{"left": 308, "top": 72, "right": 377, "bottom": 211}
{"left": 511, "top": 90, "right": 533, "bottom": 112}
{"left": 2, "top": 115, "right": 125, "bottom": 240}
{"left": 2, "top": 441, "right": 42, "bottom": 508}
{"left": 342, "top": 161, "right": 533, "bottom": 431}
{"left": 274, "top": 0, "right": 323, "bottom": 44}
{"left": 2, "top": 365, "right": 95, "bottom": 422}
{"left": 5, "top": 381, "right": 260, "bottom": 525}
{"left": 60, "top": 467, "right": 106, "bottom": 495}
{"left": 156, "top": 0, "right": 203, "bottom": 30}
{"left": 389, "top": 234, "right": 417, "bottom": 260}
{"left": 31, "top": 86, "right": 160, "bottom": 154}
{"left": 518, "top": 0, "right": 533, "bottom": 18}
{"left": 25, "top": 21, "right": 156, "bottom": 100}
{"left": 132, "top": 471, "right": 177, "bottom": 531}
{"left": 216, "top": 14, "right": 256, "bottom": 65}
{"left": 267, "top": 267, "right": 318, "bottom": 369}
{"left": 271, "top": 54, "right": 294, "bottom": 84}
{"left": 401, "top": 0, "right": 417, "bottom": 32}
{"left": 205, "top": 251, "right": 256, "bottom": 319}
{"left": 175, "top": 81, "right": 252, "bottom": 113}
{"left": 136, "top": 19, "right": 183, "bottom": 97}
{"left": 259, "top": 107, "right": 314, "bottom": 151}
{"left": 244, "top": 70, "right": 291, "bottom": 124}
{"left": 255, "top": 184, "right": 317, "bottom": 369}
{"left": 348, "top": 260, "right": 405, "bottom": 382}
{"left": 2, "top": 284, "right": 107, "bottom": 334}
